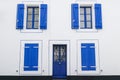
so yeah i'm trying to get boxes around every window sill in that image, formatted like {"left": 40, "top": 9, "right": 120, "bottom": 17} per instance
{"left": 20, "top": 29, "right": 43, "bottom": 33}
{"left": 76, "top": 29, "right": 98, "bottom": 33}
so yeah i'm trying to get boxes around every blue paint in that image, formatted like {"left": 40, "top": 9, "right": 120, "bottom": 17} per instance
{"left": 40, "top": 4, "right": 47, "bottom": 29}
{"left": 95, "top": 4, "right": 102, "bottom": 29}
{"left": 24, "top": 44, "right": 39, "bottom": 71}
{"left": 16, "top": 4, "right": 24, "bottom": 29}
{"left": 81, "top": 43, "right": 96, "bottom": 71}
{"left": 53, "top": 45, "right": 67, "bottom": 79}
{"left": 71, "top": 4, "right": 79, "bottom": 29}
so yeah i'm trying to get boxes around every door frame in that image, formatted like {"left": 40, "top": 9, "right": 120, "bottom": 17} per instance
{"left": 49, "top": 40, "right": 70, "bottom": 76}
{"left": 77, "top": 39, "right": 100, "bottom": 75}
{"left": 20, "top": 40, "right": 42, "bottom": 75}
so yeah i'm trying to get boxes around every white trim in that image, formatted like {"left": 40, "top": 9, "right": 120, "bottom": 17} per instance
{"left": 75, "top": 2, "right": 98, "bottom": 32}
{"left": 20, "top": 40, "right": 42, "bottom": 76}
{"left": 77, "top": 40, "right": 100, "bottom": 75}
{"left": 49, "top": 40, "right": 70, "bottom": 76}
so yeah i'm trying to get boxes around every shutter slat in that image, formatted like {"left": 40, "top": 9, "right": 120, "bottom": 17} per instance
{"left": 40, "top": 4, "right": 47, "bottom": 30}
{"left": 16, "top": 4, "right": 24, "bottom": 29}
{"left": 95, "top": 4, "right": 102, "bottom": 29}
{"left": 71, "top": 4, "right": 79, "bottom": 29}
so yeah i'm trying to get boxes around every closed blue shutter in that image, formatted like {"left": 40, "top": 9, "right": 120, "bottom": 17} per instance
{"left": 16, "top": 4, "right": 24, "bottom": 29}
{"left": 24, "top": 44, "right": 39, "bottom": 71}
{"left": 81, "top": 44, "right": 89, "bottom": 70}
{"left": 81, "top": 43, "right": 96, "bottom": 71}
{"left": 71, "top": 4, "right": 79, "bottom": 29}
{"left": 40, "top": 4, "right": 47, "bottom": 30}
{"left": 95, "top": 4, "right": 102, "bottom": 29}
{"left": 89, "top": 44, "right": 96, "bottom": 70}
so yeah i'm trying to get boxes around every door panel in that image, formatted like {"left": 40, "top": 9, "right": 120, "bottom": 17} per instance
{"left": 53, "top": 45, "right": 67, "bottom": 79}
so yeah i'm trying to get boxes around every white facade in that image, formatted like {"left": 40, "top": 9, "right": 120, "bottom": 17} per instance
{"left": 0, "top": 0, "right": 120, "bottom": 76}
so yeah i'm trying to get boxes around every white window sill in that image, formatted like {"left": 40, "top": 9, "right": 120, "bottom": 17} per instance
{"left": 20, "top": 29, "right": 43, "bottom": 33}
{"left": 76, "top": 29, "right": 98, "bottom": 33}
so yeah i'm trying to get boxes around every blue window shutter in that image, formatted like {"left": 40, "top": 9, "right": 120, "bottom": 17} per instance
{"left": 81, "top": 44, "right": 89, "bottom": 70}
{"left": 16, "top": 4, "right": 24, "bottom": 29}
{"left": 71, "top": 4, "right": 79, "bottom": 29}
{"left": 81, "top": 43, "right": 96, "bottom": 71}
{"left": 89, "top": 44, "right": 96, "bottom": 70}
{"left": 40, "top": 4, "right": 47, "bottom": 30}
{"left": 95, "top": 4, "right": 102, "bottom": 29}
{"left": 24, "top": 44, "right": 39, "bottom": 71}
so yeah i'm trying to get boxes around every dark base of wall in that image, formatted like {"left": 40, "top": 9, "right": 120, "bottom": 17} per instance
{"left": 0, "top": 76, "right": 120, "bottom": 80}
{"left": 68, "top": 76, "right": 120, "bottom": 80}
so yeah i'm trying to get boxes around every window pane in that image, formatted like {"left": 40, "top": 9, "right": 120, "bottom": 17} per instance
{"left": 80, "top": 22, "right": 85, "bottom": 28}
{"left": 28, "top": 8, "right": 33, "bottom": 14}
{"left": 34, "top": 22, "right": 39, "bottom": 29}
{"left": 34, "top": 15, "right": 39, "bottom": 21}
{"left": 28, "top": 15, "right": 32, "bottom": 21}
{"left": 86, "top": 8, "right": 91, "bottom": 14}
{"left": 80, "top": 8, "right": 84, "bottom": 14}
{"left": 54, "top": 46, "right": 59, "bottom": 61}
{"left": 27, "top": 22, "right": 32, "bottom": 29}
{"left": 34, "top": 8, "right": 39, "bottom": 14}
{"left": 86, "top": 15, "right": 91, "bottom": 21}
{"left": 80, "top": 15, "right": 85, "bottom": 21}
{"left": 87, "top": 22, "right": 91, "bottom": 28}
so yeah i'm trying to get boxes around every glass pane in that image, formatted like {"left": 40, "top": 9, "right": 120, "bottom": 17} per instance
{"left": 28, "top": 8, "right": 33, "bottom": 14}
{"left": 87, "top": 22, "right": 92, "bottom": 28}
{"left": 80, "top": 8, "right": 84, "bottom": 14}
{"left": 28, "top": 15, "right": 32, "bottom": 21}
{"left": 34, "top": 8, "right": 39, "bottom": 14}
{"left": 80, "top": 15, "right": 84, "bottom": 21}
{"left": 27, "top": 22, "right": 32, "bottom": 29}
{"left": 54, "top": 46, "right": 59, "bottom": 62}
{"left": 86, "top": 8, "right": 91, "bottom": 14}
{"left": 60, "top": 46, "right": 65, "bottom": 62}
{"left": 86, "top": 15, "right": 91, "bottom": 21}
{"left": 34, "top": 15, "right": 39, "bottom": 21}
{"left": 80, "top": 22, "right": 85, "bottom": 28}
{"left": 34, "top": 22, "right": 39, "bottom": 29}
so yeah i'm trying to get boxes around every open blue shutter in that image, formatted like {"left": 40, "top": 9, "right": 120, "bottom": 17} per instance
{"left": 40, "top": 4, "right": 47, "bottom": 30}
{"left": 81, "top": 43, "right": 96, "bottom": 71}
{"left": 16, "top": 4, "right": 24, "bottom": 29}
{"left": 24, "top": 44, "right": 38, "bottom": 71}
{"left": 71, "top": 4, "right": 79, "bottom": 29}
{"left": 95, "top": 4, "right": 102, "bottom": 29}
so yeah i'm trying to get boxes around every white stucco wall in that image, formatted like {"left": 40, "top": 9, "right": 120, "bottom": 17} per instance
{"left": 0, "top": 0, "right": 120, "bottom": 76}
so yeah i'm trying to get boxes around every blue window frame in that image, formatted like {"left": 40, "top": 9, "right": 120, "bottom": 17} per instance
{"left": 26, "top": 6, "right": 39, "bottom": 29}
{"left": 80, "top": 6, "right": 92, "bottom": 29}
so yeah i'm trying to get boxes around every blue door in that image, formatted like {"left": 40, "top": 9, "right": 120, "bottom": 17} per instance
{"left": 53, "top": 45, "right": 67, "bottom": 79}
